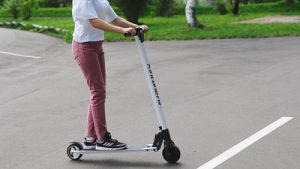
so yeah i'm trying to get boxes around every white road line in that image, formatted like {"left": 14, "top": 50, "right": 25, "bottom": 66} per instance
{"left": 0, "top": 51, "right": 41, "bottom": 59}
{"left": 197, "top": 116, "right": 294, "bottom": 169}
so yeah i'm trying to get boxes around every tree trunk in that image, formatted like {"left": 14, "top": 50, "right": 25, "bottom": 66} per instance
{"left": 217, "top": 2, "right": 228, "bottom": 15}
{"left": 232, "top": 0, "right": 240, "bottom": 15}
{"left": 185, "top": 0, "right": 204, "bottom": 28}
{"left": 156, "top": 0, "right": 174, "bottom": 17}
{"left": 119, "top": 0, "right": 148, "bottom": 24}
{"left": 286, "top": 0, "right": 294, "bottom": 5}
{"left": 207, "top": 0, "right": 215, "bottom": 6}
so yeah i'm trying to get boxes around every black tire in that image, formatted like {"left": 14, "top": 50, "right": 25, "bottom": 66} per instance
{"left": 162, "top": 141, "right": 181, "bottom": 163}
{"left": 67, "top": 142, "right": 83, "bottom": 160}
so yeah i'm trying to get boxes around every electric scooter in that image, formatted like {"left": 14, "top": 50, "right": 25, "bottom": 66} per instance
{"left": 66, "top": 27, "right": 181, "bottom": 163}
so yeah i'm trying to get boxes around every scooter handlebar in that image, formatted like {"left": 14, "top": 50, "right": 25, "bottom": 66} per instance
{"left": 123, "top": 27, "right": 145, "bottom": 42}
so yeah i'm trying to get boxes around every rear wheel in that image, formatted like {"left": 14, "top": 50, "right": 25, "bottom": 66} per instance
{"left": 162, "top": 141, "right": 181, "bottom": 163}
{"left": 67, "top": 142, "right": 83, "bottom": 160}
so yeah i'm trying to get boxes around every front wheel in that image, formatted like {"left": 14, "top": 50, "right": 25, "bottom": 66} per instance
{"left": 67, "top": 142, "right": 83, "bottom": 160}
{"left": 162, "top": 141, "right": 181, "bottom": 163}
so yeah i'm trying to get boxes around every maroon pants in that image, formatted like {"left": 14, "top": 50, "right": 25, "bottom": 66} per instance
{"left": 72, "top": 41, "right": 107, "bottom": 141}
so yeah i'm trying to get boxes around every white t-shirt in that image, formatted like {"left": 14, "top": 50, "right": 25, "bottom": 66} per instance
{"left": 72, "top": 0, "right": 118, "bottom": 42}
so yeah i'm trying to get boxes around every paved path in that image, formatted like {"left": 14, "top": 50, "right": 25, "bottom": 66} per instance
{"left": 0, "top": 28, "right": 299, "bottom": 169}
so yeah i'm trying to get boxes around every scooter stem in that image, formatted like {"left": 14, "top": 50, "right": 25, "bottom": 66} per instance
{"left": 134, "top": 35, "right": 168, "bottom": 131}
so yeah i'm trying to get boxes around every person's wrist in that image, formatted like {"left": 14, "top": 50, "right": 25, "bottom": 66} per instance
{"left": 119, "top": 27, "right": 125, "bottom": 34}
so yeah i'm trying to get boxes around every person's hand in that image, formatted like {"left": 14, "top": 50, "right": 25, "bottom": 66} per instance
{"left": 121, "top": 27, "right": 136, "bottom": 36}
{"left": 139, "top": 25, "right": 149, "bottom": 33}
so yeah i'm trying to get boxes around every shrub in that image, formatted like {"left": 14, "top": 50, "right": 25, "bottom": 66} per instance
{"left": 39, "top": 0, "right": 71, "bottom": 7}
{"left": 3, "top": 0, "right": 20, "bottom": 19}
{"left": 0, "top": 0, "right": 5, "bottom": 6}
{"left": 20, "top": 0, "right": 38, "bottom": 20}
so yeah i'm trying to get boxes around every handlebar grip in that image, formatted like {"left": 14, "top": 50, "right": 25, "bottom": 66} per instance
{"left": 124, "top": 32, "right": 131, "bottom": 37}
{"left": 123, "top": 27, "right": 145, "bottom": 42}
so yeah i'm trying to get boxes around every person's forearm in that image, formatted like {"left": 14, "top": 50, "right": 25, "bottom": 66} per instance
{"left": 111, "top": 17, "right": 138, "bottom": 28}
{"left": 89, "top": 18, "right": 123, "bottom": 33}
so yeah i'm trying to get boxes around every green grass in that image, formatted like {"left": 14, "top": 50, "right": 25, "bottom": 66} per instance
{"left": 0, "top": 1, "right": 299, "bottom": 17}
{"left": 239, "top": 1, "right": 300, "bottom": 13}
{"left": 134, "top": 14, "right": 300, "bottom": 40}
{"left": 0, "top": 8, "right": 71, "bottom": 17}
{"left": 0, "top": 6, "right": 122, "bottom": 18}
{"left": 1, "top": 2, "right": 300, "bottom": 42}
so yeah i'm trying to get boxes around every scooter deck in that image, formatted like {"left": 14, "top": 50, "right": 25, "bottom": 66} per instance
{"left": 71, "top": 144, "right": 157, "bottom": 155}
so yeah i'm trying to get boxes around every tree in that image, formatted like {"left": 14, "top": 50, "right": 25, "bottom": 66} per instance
{"left": 286, "top": 0, "right": 294, "bottom": 5}
{"left": 156, "top": 0, "right": 174, "bottom": 17}
{"left": 216, "top": 0, "right": 240, "bottom": 16}
{"left": 118, "top": 0, "right": 148, "bottom": 24}
{"left": 207, "top": 0, "right": 215, "bottom": 6}
{"left": 232, "top": 0, "right": 240, "bottom": 15}
{"left": 185, "top": 0, "right": 204, "bottom": 28}
{"left": 216, "top": 1, "right": 228, "bottom": 15}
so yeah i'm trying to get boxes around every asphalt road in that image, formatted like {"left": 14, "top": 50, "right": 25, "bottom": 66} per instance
{"left": 0, "top": 28, "right": 299, "bottom": 169}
